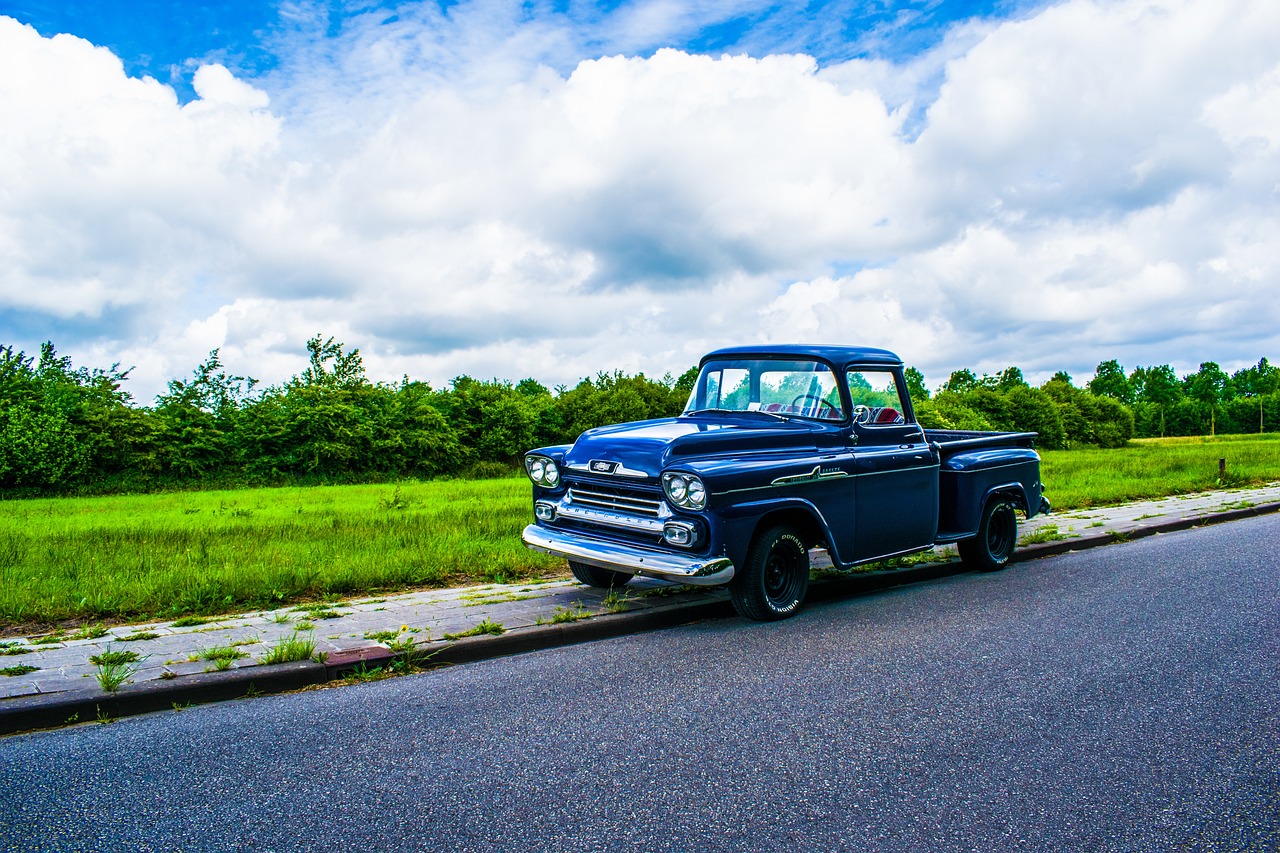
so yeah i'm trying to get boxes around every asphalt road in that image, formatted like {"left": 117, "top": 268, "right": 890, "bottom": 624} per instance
{"left": 3, "top": 516, "right": 1278, "bottom": 853}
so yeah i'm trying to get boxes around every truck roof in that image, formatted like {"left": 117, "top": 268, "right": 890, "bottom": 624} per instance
{"left": 702, "top": 344, "right": 903, "bottom": 368}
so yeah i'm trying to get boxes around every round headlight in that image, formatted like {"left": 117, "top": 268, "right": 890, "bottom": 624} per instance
{"left": 686, "top": 479, "right": 706, "bottom": 508}
{"left": 529, "top": 459, "right": 545, "bottom": 483}
{"left": 668, "top": 477, "right": 688, "bottom": 502}
{"left": 543, "top": 461, "right": 559, "bottom": 486}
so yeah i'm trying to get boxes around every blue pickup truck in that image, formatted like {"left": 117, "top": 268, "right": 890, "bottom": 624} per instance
{"left": 522, "top": 345, "right": 1050, "bottom": 621}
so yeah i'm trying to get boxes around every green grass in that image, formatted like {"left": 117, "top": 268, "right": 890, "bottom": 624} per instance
{"left": 0, "top": 479, "right": 560, "bottom": 628}
{"left": 1041, "top": 433, "right": 1280, "bottom": 510}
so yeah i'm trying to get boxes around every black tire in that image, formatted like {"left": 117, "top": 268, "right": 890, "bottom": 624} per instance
{"left": 958, "top": 499, "right": 1017, "bottom": 572}
{"left": 569, "top": 561, "right": 632, "bottom": 589}
{"left": 729, "top": 525, "right": 810, "bottom": 621}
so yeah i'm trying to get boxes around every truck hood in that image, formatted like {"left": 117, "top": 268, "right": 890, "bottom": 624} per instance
{"left": 565, "top": 415, "right": 837, "bottom": 479}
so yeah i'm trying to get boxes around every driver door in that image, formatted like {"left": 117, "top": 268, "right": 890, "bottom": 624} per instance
{"left": 847, "top": 369, "right": 938, "bottom": 559}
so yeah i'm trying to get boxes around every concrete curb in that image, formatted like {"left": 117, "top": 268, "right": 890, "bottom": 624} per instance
{"left": 4, "top": 499, "right": 1279, "bottom": 737}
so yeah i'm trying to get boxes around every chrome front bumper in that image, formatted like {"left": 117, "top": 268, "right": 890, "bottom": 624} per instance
{"left": 521, "top": 524, "right": 735, "bottom": 586}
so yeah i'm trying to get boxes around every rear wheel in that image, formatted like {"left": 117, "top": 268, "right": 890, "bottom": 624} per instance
{"left": 569, "top": 561, "right": 632, "bottom": 589}
{"left": 729, "top": 525, "right": 810, "bottom": 621}
{"left": 959, "top": 499, "right": 1017, "bottom": 572}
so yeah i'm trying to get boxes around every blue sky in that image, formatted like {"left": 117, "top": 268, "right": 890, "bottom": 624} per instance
{"left": 0, "top": 0, "right": 1277, "bottom": 401}
{"left": 9, "top": 1, "right": 1037, "bottom": 102}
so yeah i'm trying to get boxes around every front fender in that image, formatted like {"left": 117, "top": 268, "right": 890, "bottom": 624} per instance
{"left": 710, "top": 495, "right": 842, "bottom": 571}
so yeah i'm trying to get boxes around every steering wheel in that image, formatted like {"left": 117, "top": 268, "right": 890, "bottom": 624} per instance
{"left": 792, "top": 393, "right": 836, "bottom": 417}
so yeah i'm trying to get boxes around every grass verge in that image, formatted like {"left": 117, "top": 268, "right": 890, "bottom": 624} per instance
{"left": 0, "top": 479, "right": 560, "bottom": 629}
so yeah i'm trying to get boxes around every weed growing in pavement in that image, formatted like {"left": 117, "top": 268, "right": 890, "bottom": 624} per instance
{"left": 170, "top": 616, "right": 210, "bottom": 628}
{"left": 386, "top": 635, "right": 418, "bottom": 655}
{"left": 95, "top": 706, "right": 112, "bottom": 725}
{"left": 270, "top": 612, "right": 292, "bottom": 624}
{"left": 91, "top": 646, "right": 142, "bottom": 692}
{"left": 71, "top": 625, "right": 110, "bottom": 641}
{"left": 1019, "top": 525, "right": 1066, "bottom": 546}
{"left": 601, "top": 590, "right": 631, "bottom": 613}
{"left": 0, "top": 641, "right": 32, "bottom": 657}
{"left": 460, "top": 591, "right": 535, "bottom": 607}
{"left": 292, "top": 605, "right": 344, "bottom": 620}
{"left": 443, "top": 618, "right": 504, "bottom": 640}
{"left": 90, "top": 648, "right": 141, "bottom": 667}
{"left": 2, "top": 665, "right": 39, "bottom": 677}
{"left": 121, "top": 631, "right": 160, "bottom": 642}
{"left": 536, "top": 603, "right": 590, "bottom": 625}
{"left": 363, "top": 629, "right": 399, "bottom": 643}
{"left": 192, "top": 644, "right": 249, "bottom": 671}
{"left": 342, "top": 663, "right": 392, "bottom": 684}
{"left": 31, "top": 633, "right": 65, "bottom": 645}
{"left": 261, "top": 630, "right": 316, "bottom": 665}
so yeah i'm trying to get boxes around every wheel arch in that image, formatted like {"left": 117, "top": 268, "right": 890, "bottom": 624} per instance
{"left": 717, "top": 499, "right": 831, "bottom": 570}
{"left": 982, "top": 482, "right": 1030, "bottom": 514}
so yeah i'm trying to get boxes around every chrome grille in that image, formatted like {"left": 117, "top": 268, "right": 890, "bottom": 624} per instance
{"left": 567, "top": 484, "right": 663, "bottom": 518}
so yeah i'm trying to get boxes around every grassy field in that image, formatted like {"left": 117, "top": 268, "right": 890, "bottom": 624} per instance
{"left": 1040, "top": 433, "right": 1280, "bottom": 509}
{"left": 3, "top": 433, "right": 1279, "bottom": 631}
{"left": 0, "top": 479, "right": 558, "bottom": 631}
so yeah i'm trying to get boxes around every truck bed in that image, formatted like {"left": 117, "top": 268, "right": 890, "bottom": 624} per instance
{"left": 926, "top": 429, "right": 1047, "bottom": 541}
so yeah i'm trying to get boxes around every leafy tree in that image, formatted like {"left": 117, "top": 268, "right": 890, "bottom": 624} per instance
{"left": 151, "top": 350, "right": 257, "bottom": 479}
{"left": 994, "top": 366, "right": 1027, "bottom": 393}
{"left": 904, "top": 367, "right": 929, "bottom": 402}
{"left": 298, "top": 335, "right": 367, "bottom": 389}
{"left": 1232, "top": 358, "right": 1280, "bottom": 396}
{"left": 1088, "top": 359, "right": 1132, "bottom": 404}
{"left": 1004, "top": 386, "right": 1066, "bottom": 449}
{"left": 1185, "top": 362, "right": 1231, "bottom": 435}
{"left": 942, "top": 368, "right": 980, "bottom": 395}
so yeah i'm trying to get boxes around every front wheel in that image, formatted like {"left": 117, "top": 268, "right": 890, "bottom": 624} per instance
{"left": 958, "top": 499, "right": 1017, "bottom": 572}
{"left": 729, "top": 525, "right": 810, "bottom": 621}
{"left": 569, "top": 561, "right": 632, "bottom": 589}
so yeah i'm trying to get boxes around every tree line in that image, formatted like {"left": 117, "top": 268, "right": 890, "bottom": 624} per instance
{"left": 1, "top": 337, "right": 1277, "bottom": 495}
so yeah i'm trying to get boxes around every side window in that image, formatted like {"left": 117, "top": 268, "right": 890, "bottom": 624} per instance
{"left": 846, "top": 371, "right": 907, "bottom": 426}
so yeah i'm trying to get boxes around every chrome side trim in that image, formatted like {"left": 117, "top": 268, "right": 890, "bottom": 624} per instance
{"left": 522, "top": 525, "right": 734, "bottom": 586}
{"left": 770, "top": 465, "right": 850, "bottom": 487}
{"left": 715, "top": 462, "right": 941, "bottom": 496}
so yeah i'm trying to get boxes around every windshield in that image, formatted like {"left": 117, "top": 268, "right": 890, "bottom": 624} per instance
{"left": 683, "top": 358, "right": 845, "bottom": 421}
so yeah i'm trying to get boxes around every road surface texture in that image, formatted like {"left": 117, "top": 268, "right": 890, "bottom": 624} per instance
{"left": 2, "top": 515, "right": 1277, "bottom": 852}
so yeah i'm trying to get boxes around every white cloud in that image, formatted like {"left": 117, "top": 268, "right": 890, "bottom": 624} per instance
{"left": 1, "top": 0, "right": 1279, "bottom": 403}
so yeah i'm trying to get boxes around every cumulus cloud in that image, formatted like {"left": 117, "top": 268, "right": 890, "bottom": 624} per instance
{"left": 1, "top": 0, "right": 1279, "bottom": 403}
